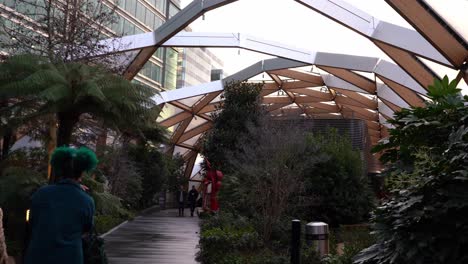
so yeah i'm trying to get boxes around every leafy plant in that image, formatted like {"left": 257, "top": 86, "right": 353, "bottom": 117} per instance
{"left": 300, "top": 131, "right": 374, "bottom": 227}
{"left": 202, "top": 81, "right": 264, "bottom": 173}
{"left": 0, "top": 167, "right": 46, "bottom": 255}
{"left": 355, "top": 77, "right": 468, "bottom": 263}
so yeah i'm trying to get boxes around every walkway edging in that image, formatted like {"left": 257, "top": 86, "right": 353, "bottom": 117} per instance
{"left": 100, "top": 220, "right": 129, "bottom": 238}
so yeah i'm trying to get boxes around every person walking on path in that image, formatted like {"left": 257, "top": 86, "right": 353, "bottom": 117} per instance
{"left": 187, "top": 186, "right": 199, "bottom": 217}
{"left": 24, "top": 147, "right": 97, "bottom": 264}
{"left": 176, "top": 185, "right": 187, "bottom": 217}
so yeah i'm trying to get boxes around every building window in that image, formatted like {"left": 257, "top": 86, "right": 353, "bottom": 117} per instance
{"left": 125, "top": 0, "right": 136, "bottom": 16}
{"left": 141, "top": 61, "right": 162, "bottom": 83}
{"left": 155, "top": 48, "right": 164, "bottom": 60}
{"left": 211, "top": 69, "right": 224, "bottom": 81}
{"left": 145, "top": 9, "right": 155, "bottom": 28}
{"left": 164, "top": 48, "right": 178, "bottom": 90}
{"left": 136, "top": 1, "right": 145, "bottom": 22}
{"left": 123, "top": 18, "right": 135, "bottom": 35}
{"left": 111, "top": 16, "right": 124, "bottom": 35}
{"left": 3, "top": 0, "right": 16, "bottom": 8}
{"left": 168, "top": 2, "right": 180, "bottom": 18}
{"left": 147, "top": 0, "right": 165, "bottom": 14}
{"left": 154, "top": 14, "right": 163, "bottom": 28}
{"left": 118, "top": 0, "right": 126, "bottom": 9}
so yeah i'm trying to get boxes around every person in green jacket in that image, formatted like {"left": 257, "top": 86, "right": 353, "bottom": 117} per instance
{"left": 25, "top": 147, "right": 97, "bottom": 264}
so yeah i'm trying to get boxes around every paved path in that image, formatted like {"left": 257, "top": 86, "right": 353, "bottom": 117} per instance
{"left": 104, "top": 208, "right": 200, "bottom": 264}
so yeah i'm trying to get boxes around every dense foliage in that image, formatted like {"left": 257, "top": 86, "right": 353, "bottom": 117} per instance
{"left": 199, "top": 81, "right": 374, "bottom": 262}
{"left": 198, "top": 214, "right": 374, "bottom": 264}
{"left": 202, "top": 81, "right": 263, "bottom": 172}
{"left": 355, "top": 77, "right": 468, "bottom": 264}
{"left": 300, "top": 132, "right": 374, "bottom": 226}
{"left": 0, "top": 167, "right": 46, "bottom": 254}
{"left": 128, "top": 145, "right": 184, "bottom": 208}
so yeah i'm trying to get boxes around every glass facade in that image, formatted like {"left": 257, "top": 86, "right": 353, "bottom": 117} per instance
{"left": 140, "top": 61, "right": 162, "bottom": 83}
{"left": 0, "top": 0, "right": 223, "bottom": 93}
{"left": 164, "top": 48, "right": 178, "bottom": 90}
{"left": 168, "top": 2, "right": 179, "bottom": 18}
{"left": 109, "top": 0, "right": 180, "bottom": 87}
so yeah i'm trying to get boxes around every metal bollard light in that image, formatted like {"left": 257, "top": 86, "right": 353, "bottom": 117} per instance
{"left": 305, "top": 222, "right": 329, "bottom": 257}
{"left": 291, "top": 219, "right": 301, "bottom": 264}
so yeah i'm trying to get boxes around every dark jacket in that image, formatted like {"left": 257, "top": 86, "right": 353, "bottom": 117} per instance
{"left": 25, "top": 179, "right": 95, "bottom": 264}
{"left": 188, "top": 189, "right": 199, "bottom": 202}
{"left": 175, "top": 190, "right": 187, "bottom": 204}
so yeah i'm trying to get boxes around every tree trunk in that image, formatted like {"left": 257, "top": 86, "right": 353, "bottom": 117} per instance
{"left": 1, "top": 129, "right": 13, "bottom": 161}
{"left": 47, "top": 115, "right": 58, "bottom": 183}
{"left": 95, "top": 124, "right": 107, "bottom": 157}
{"left": 57, "top": 111, "right": 81, "bottom": 147}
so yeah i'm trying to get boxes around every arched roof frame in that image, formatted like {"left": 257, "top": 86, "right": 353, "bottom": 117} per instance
{"left": 97, "top": 0, "right": 467, "bottom": 84}
{"left": 95, "top": 0, "right": 467, "bottom": 177}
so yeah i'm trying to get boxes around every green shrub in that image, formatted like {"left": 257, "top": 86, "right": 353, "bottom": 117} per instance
{"left": 81, "top": 174, "right": 105, "bottom": 193}
{"left": 0, "top": 167, "right": 46, "bottom": 256}
{"left": 197, "top": 213, "right": 266, "bottom": 264}
{"left": 300, "top": 132, "right": 374, "bottom": 227}
{"left": 355, "top": 77, "right": 468, "bottom": 263}
{"left": 0, "top": 167, "right": 46, "bottom": 210}
{"left": 94, "top": 215, "right": 127, "bottom": 234}
{"left": 324, "top": 226, "right": 375, "bottom": 264}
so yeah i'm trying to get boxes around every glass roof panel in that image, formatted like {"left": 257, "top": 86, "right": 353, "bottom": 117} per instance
{"left": 459, "top": 79, "right": 468, "bottom": 96}
{"left": 416, "top": 56, "right": 459, "bottom": 80}
{"left": 292, "top": 66, "right": 314, "bottom": 72}
{"left": 157, "top": 103, "right": 183, "bottom": 122}
{"left": 210, "top": 93, "right": 223, "bottom": 103}
{"left": 186, "top": 118, "right": 207, "bottom": 131}
{"left": 166, "top": 124, "right": 178, "bottom": 135}
{"left": 173, "top": 146, "right": 190, "bottom": 157}
{"left": 423, "top": 0, "right": 468, "bottom": 42}
{"left": 351, "top": 70, "right": 375, "bottom": 80}
{"left": 178, "top": 95, "right": 204, "bottom": 107}
{"left": 182, "top": 134, "right": 202, "bottom": 146}
{"left": 249, "top": 73, "right": 273, "bottom": 82}
{"left": 416, "top": 56, "right": 468, "bottom": 95}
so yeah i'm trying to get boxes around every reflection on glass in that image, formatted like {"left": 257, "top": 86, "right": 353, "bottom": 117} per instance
{"left": 164, "top": 48, "right": 179, "bottom": 90}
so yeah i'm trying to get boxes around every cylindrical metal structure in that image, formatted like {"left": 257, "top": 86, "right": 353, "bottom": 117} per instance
{"left": 305, "top": 222, "right": 329, "bottom": 256}
{"left": 291, "top": 219, "right": 301, "bottom": 264}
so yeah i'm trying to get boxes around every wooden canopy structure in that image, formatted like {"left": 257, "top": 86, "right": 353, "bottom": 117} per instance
{"left": 97, "top": 0, "right": 467, "bottom": 178}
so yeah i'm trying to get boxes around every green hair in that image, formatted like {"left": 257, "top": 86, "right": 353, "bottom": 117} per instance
{"left": 74, "top": 147, "right": 98, "bottom": 173}
{"left": 51, "top": 146, "right": 76, "bottom": 172}
{"left": 50, "top": 146, "right": 98, "bottom": 179}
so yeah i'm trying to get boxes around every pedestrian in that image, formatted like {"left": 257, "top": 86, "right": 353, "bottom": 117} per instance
{"left": 176, "top": 185, "right": 187, "bottom": 217}
{"left": 24, "top": 147, "right": 98, "bottom": 264}
{"left": 188, "top": 185, "right": 199, "bottom": 217}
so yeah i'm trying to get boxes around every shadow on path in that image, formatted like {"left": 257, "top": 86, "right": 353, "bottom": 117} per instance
{"left": 104, "top": 208, "right": 200, "bottom": 264}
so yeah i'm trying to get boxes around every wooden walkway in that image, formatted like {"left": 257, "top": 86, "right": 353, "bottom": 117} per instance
{"left": 103, "top": 208, "right": 200, "bottom": 264}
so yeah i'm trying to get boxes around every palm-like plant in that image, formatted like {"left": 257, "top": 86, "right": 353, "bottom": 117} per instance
{"left": 0, "top": 54, "right": 166, "bottom": 147}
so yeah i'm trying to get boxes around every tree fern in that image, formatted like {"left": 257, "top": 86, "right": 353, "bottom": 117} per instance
{"left": 0, "top": 54, "right": 166, "bottom": 147}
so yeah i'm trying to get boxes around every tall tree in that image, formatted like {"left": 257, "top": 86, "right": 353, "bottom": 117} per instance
{"left": 0, "top": 0, "right": 123, "bottom": 67}
{"left": 0, "top": 0, "right": 128, "bottom": 161}
{"left": 202, "top": 81, "right": 264, "bottom": 172}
